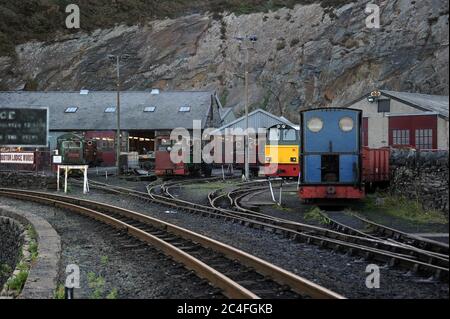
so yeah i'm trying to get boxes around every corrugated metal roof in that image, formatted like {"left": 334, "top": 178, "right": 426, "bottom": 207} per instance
{"left": 381, "top": 90, "right": 449, "bottom": 119}
{"left": 0, "top": 91, "right": 215, "bottom": 130}
{"left": 211, "top": 109, "right": 296, "bottom": 134}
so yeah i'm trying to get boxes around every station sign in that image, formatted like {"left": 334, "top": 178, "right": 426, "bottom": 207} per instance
{"left": 0, "top": 108, "right": 48, "bottom": 147}
{"left": 0, "top": 152, "right": 35, "bottom": 164}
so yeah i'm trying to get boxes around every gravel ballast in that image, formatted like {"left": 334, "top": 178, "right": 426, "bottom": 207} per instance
{"left": 45, "top": 177, "right": 450, "bottom": 299}
{"left": 0, "top": 196, "right": 221, "bottom": 299}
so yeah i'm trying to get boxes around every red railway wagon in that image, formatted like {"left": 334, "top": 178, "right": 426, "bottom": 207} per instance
{"left": 362, "top": 147, "right": 390, "bottom": 183}
{"left": 155, "top": 150, "right": 186, "bottom": 176}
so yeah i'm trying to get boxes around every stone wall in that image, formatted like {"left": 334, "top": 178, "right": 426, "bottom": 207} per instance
{"left": 0, "top": 206, "right": 61, "bottom": 299}
{"left": 0, "top": 217, "right": 24, "bottom": 290}
{"left": 390, "top": 149, "right": 449, "bottom": 214}
{"left": 0, "top": 172, "right": 56, "bottom": 189}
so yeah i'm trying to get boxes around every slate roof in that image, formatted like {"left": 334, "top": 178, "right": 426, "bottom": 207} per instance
{"left": 0, "top": 90, "right": 216, "bottom": 130}
{"left": 343, "top": 90, "right": 449, "bottom": 119}
{"left": 381, "top": 90, "right": 449, "bottom": 119}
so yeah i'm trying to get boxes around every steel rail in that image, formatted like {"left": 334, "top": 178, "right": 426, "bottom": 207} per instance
{"left": 215, "top": 186, "right": 449, "bottom": 268}
{"left": 353, "top": 214, "right": 448, "bottom": 253}
{"left": 0, "top": 188, "right": 344, "bottom": 299}
{"left": 232, "top": 184, "right": 449, "bottom": 257}
{"left": 72, "top": 180, "right": 449, "bottom": 280}
{"left": 321, "top": 212, "right": 449, "bottom": 260}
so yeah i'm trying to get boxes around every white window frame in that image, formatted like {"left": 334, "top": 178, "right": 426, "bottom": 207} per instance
{"left": 392, "top": 129, "right": 410, "bottom": 146}
{"left": 415, "top": 129, "right": 433, "bottom": 150}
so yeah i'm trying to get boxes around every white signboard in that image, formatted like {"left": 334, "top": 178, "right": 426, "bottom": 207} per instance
{"left": 53, "top": 155, "right": 63, "bottom": 164}
{"left": 0, "top": 152, "right": 35, "bottom": 164}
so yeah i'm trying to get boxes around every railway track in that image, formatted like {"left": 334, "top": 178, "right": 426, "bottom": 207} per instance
{"left": 74, "top": 179, "right": 448, "bottom": 281}
{"left": 0, "top": 187, "right": 343, "bottom": 300}
{"left": 324, "top": 212, "right": 449, "bottom": 255}
{"left": 212, "top": 185, "right": 450, "bottom": 272}
{"left": 221, "top": 183, "right": 449, "bottom": 261}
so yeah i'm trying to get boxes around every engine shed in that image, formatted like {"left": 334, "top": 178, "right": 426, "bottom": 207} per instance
{"left": 0, "top": 90, "right": 231, "bottom": 168}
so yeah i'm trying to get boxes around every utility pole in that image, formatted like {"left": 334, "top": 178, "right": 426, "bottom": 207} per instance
{"left": 115, "top": 56, "right": 121, "bottom": 175}
{"left": 244, "top": 45, "right": 250, "bottom": 181}
{"left": 236, "top": 35, "right": 257, "bottom": 181}
{"left": 108, "top": 54, "right": 130, "bottom": 175}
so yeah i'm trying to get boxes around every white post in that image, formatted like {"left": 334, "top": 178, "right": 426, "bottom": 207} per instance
{"left": 83, "top": 166, "right": 88, "bottom": 194}
{"left": 57, "top": 166, "right": 60, "bottom": 192}
{"left": 268, "top": 178, "right": 276, "bottom": 202}
{"left": 221, "top": 165, "right": 225, "bottom": 181}
{"left": 278, "top": 180, "right": 283, "bottom": 206}
{"left": 64, "top": 167, "right": 68, "bottom": 194}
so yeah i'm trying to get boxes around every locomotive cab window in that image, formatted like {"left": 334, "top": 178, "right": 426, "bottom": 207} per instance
{"left": 339, "top": 117, "right": 354, "bottom": 132}
{"left": 158, "top": 138, "right": 173, "bottom": 151}
{"left": 282, "top": 129, "right": 297, "bottom": 141}
{"left": 62, "top": 141, "right": 81, "bottom": 149}
{"left": 268, "top": 128, "right": 280, "bottom": 141}
{"left": 307, "top": 117, "right": 323, "bottom": 132}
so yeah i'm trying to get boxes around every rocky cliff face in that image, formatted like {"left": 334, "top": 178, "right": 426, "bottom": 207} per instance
{"left": 0, "top": 0, "right": 448, "bottom": 123}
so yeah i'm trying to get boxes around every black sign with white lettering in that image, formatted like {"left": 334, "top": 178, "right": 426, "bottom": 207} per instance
{"left": 0, "top": 108, "right": 48, "bottom": 147}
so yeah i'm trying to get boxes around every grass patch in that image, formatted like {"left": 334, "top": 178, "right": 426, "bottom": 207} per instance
{"left": 54, "top": 284, "right": 65, "bottom": 299}
{"left": 272, "top": 204, "right": 292, "bottom": 212}
{"left": 100, "top": 255, "right": 109, "bottom": 265}
{"left": 304, "top": 207, "right": 330, "bottom": 225}
{"left": 87, "top": 271, "right": 117, "bottom": 299}
{"left": 362, "top": 194, "right": 448, "bottom": 225}
{"left": 106, "top": 288, "right": 118, "bottom": 299}
{"left": 88, "top": 272, "right": 105, "bottom": 299}
{"left": 27, "top": 226, "right": 39, "bottom": 262}
{"left": 6, "top": 270, "right": 28, "bottom": 291}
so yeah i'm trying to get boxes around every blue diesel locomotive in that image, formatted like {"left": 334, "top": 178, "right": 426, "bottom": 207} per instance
{"left": 298, "top": 108, "right": 365, "bottom": 201}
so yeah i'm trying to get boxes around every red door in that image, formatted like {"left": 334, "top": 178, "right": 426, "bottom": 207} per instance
{"left": 362, "top": 118, "right": 369, "bottom": 147}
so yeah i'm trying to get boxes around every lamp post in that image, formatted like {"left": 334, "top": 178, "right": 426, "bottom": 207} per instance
{"left": 108, "top": 54, "right": 130, "bottom": 175}
{"left": 235, "top": 35, "right": 257, "bottom": 180}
